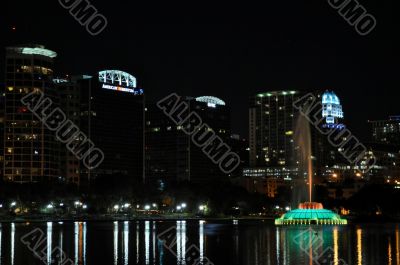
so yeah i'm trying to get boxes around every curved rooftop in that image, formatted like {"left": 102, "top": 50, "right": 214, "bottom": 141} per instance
{"left": 196, "top": 96, "right": 226, "bottom": 107}
{"left": 322, "top": 90, "right": 341, "bottom": 105}
{"left": 98, "top": 70, "right": 137, "bottom": 88}
{"left": 7, "top": 45, "right": 57, "bottom": 58}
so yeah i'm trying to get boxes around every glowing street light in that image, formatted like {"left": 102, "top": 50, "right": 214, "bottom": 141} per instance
{"left": 10, "top": 201, "right": 17, "bottom": 207}
{"left": 113, "top": 205, "right": 120, "bottom": 210}
{"left": 181, "top": 203, "right": 187, "bottom": 209}
{"left": 47, "top": 204, "right": 54, "bottom": 209}
{"left": 199, "top": 205, "right": 205, "bottom": 211}
{"left": 176, "top": 206, "right": 182, "bottom": 211}
{"left": 144, "top": 205, "right": 151, "bottom": 210}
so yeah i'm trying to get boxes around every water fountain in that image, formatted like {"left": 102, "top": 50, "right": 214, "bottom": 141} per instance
{"left": 275, "top": 114, "right": 347, "bottom": 225}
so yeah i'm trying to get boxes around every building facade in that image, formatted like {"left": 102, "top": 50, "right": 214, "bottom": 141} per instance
{"left": 249, "top": 90, "right": 301, "bottom": 168}
{"left": 3, "top": 45, "right": 60, "bottom": 183}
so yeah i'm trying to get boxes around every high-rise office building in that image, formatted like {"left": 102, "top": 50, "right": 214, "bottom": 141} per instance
{"left": 77, "top": 70, "right": 144, "bottom": 186}
{"left": 146, "top": 96, "right": 231, "bottom": 184}
{"left": 3, "top": 45, "right": 59, "bottom": 183}
{"left": 312, "top": 90, "right": 347, "bottom": 172}
{"left": 246, "top": 89, "right": 348, "bottom": 182}
{"left": 53, "top": 77, "right": 81, "bottom": 184}
{"left": 249, "top": 90, "right": 300, "bottom": 168}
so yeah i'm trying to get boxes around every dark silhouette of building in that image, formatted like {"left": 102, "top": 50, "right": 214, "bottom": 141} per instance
{"left": 76, "top": 70, "right": 144, "bottom": 186}
{"left": 145, "top": 96, "right": 231, "bottom": 184}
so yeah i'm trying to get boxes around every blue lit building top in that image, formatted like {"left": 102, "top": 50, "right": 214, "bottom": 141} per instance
{"left": 322, "top": 91, "right": 341, "bottom": 105}
{"left": 321, "top": 90, "right": 344, "bottom": 126}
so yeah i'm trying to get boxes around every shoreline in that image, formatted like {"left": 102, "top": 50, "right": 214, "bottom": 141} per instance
{"left": 0, "top": 215, "right": 276, "bottom": 223}
{"left": 1, "top": 215, "right": 400, "bottom": 224}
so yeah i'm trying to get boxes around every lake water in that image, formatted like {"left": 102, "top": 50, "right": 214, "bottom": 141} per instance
{"left": 0, "top": 220, "right": 398, "bottom": 264}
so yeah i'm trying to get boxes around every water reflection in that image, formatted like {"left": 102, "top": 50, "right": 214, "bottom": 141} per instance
{"left": 177, "top": 221, "right": 187, "bottom": 265}
{"left": 58, "top": 226, "right": 63, "bottom": 265}
{"left": 0, "top": 224, "right": 2, "bottom": 265}
{"left": 333, "top": 227, "right": 339, "bottom": 265}
{"left": 1, "top": 221, "right": 400, "bottom": 264}
{"left": 199, "top": 220, "right": 205, "bottom": 264}
{"left": 388, "top": 236, "right": 393, "bottom": 265}
{"left": 145, "top": 221, "right": 150, "bottom": 265}
{"left": 74, "top": 222, "right": 86, "bottom": 265}
{"left": 153, "top": 222, "right": 157, "bottom": 264}
{"left": 114, "top": 221, "right": 118, "bottom": 265}
{"left": 10, "top": 223, "right": 15, "bottom": 265}
{"left": 396, "top": 225, "right": 400, "bottom": 265}
{"left": 123, "top": 221, "right": 129, "bottom": 265}
{"left": 47, "top": 222, "right": 52, "bottom": 265}
{"left": 357, "top": 228, "right": 363, "bottom": 265}
{"left": 136, "top": 222, "right": 140, "bottom": 264}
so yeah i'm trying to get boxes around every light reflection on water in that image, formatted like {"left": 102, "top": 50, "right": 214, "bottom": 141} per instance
{"left": 0, "top": 221, "right": 399, "bottom": 264}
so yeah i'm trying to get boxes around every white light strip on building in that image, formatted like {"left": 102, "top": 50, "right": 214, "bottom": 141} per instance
{"left": 21, "top": 48, "right": 57, "bottom": 58}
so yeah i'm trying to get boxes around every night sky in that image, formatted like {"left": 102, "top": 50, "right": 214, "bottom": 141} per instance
{"left": 2, "top": 0, "right": 395, "bottom": 139}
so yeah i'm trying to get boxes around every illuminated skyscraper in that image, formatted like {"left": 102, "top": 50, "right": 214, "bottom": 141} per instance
{"left": 321, "top": 90, "right": 344, "bottom": 128}
{"left": 249, "top": 90, "right": 301, "bottom": 168}
{"left": 3, "top": 45, "right": 59, "bottom": 183}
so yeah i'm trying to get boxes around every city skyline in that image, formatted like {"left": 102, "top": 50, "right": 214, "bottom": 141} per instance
{"left": 2, "top": 0, "right": 396, "bottom": 139}
{"left": 0, "top": 2, "right": 398, "bottom": 265}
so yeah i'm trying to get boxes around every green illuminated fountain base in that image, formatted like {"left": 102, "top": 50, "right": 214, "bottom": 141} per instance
{"left": 275, "top": 202, "right": 347, "bottom": 226}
